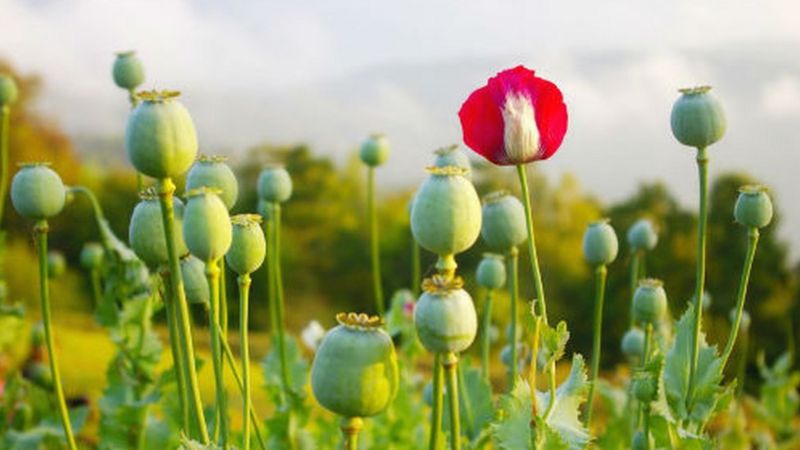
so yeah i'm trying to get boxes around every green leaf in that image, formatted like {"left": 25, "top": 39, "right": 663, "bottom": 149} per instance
{"left": 493, "top": 354, "right": 590, "bottom": 450}
{"left": 539, "top": 321, "right": 569, "bottom": 367}
{"left": 663, "top": 303, "right": 724, "bottom": 425}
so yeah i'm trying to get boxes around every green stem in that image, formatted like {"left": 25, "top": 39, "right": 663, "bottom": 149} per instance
{"left": 412, "top": 239, "right": 421, "bottom": 297}
{"left": 429, "top": 353, "right": 444, "bottom": 450}
{"left": 735, "top": 329, "right": 749, "bottom": 399}
{"left": 629, "top": 250, "right": 641, "bottom": 328}
{"left": 238, "top": 274, "right": 252, "bottom": 450}
{"left": 206, "top": 259, "right": 228, "bottom": 448}
{"left": 637, "top": 324, "right": 653, "bottom": 428}
{"left": 367, "top": 167, "right": 385, "bottom": 315}
{"left": 457, "top": 360, "right": 474, "bottom": 439}
{"left": 529, "top": 314, "right": 542, "bottom": 448}
{"left": 35, "top": 222, "right": 77, "bottom": 450}
{"left": 586, "top": 265, "right": 608, "bottom": 428}
{"left": 0, "top": 106, "right": 10, "bottom": 228}
{"left": 220, "top": 261, "right": 229, "bottom": 338}
{"left": 157, "top": 178, "right": 209, "bottom": 443}
{"left": 216, "top": 321, "right": 267, "bottom": 450}
{"left": 444, "top": 353, "right": 461, "bottom": 450}
{"left": 721, "top": 228, "right": 759, "bottom": 370}
{"left": 162, "top": 272, "right": 190, "bottom": 433}
{"left": 508, "top": 247, "right": 519, "bottom": 391}
{"left": 342, "top": 417, "right": 363, "bottom": 450}
{"left": 688, "top": 146, "right": 709, "bottom": 405}
{"left": 480, "top": 289, "right": 494, "bottom": 382}
{"left": 89, "top": 269, "right": 103, "bottom": 308}
{"left": 516, "top": 165, "right": 558, "bottom": 420}
{"left": 271, "top": 203, "right": 292, "bottom": 399}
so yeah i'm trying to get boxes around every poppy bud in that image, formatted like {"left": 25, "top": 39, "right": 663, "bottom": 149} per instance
{"left": 360, "top": 134, "right": 390, "bottom": 167}
{"left": 627, "top": 219, "right": 658, "bottom": 251}
{"left": 112, "top": 51, "right": 145, "bottom": 90}
{"left": 11, "top": 163, "right": 66, "bottom": 220}
{"left": 80, "top": 242, "right": 104, "bottom": 271}
{"left": 257, "top": 165, "right": 292, "bottom": 203}
{"left": 481, "top": 192, "right": 527, "bottom": 251}
{"left": 633, "top": 279, "right": 668, "bottom": 326}
{"left": 582, "top": 219, "right": 618, "bottom": 266}
{"left": 47, "top": 251, "right": 66, "bottom": 279}
{"left": 621, "top": 328, "right": 645, "bottom": 361}
{"left": 476, "top": 253, "right": 506, "bottom": 289}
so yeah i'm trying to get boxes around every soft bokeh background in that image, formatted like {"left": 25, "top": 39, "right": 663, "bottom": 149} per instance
{"left": 0, "top": 0, "right": 798, "bottom": 434}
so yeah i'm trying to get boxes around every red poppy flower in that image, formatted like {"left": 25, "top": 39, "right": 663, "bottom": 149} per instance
{"left": 458, "top": 66, "right": 568, "bottom": 166}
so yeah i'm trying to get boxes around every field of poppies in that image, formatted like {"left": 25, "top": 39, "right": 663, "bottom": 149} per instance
{"left": 0, "top": 52, "right": 798, "bottom": 450}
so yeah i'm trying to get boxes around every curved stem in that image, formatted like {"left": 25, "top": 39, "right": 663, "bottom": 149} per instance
{"left": 157, "top": 178, "right": 209, "bottom": 443}
{"left": 429, "top": 353, "right": 444, "bottom": 450}
{"left": 272, "top": 203, "right": 292, "bottom": 399}
{"left": 206, "top": 259, "right": 228, "bottom": 448}
{"left": 443, "top": 353, "right": 461, "bottom": 450}
{"left": 238, "top": 274, "right": 252, "bottom": 450}
{"left": 508, "top": 247, "right": 519, "bottom": 391}
{"left": 480, "top": 289, "right": 494, "bottom": 382}
{"left": 721, "top": 228, "right": 759, "bottom": 369}
{"left": 35, "top": 222, "right": 77, "bottom": 450}
{"left": 0, "top": 106, "right": 10, "bottom": 228}
{"left": 688, "top": 146, "right": 709, "bottom": 404}
{"left": 367, "top": 167, "right": 385, "bottom": 315}
{"left": 216, "top": 321, "right": 267, "bottom": 450}
{"left": 516, "top": 165, "right": 558, "bottom": 420}
{"left": 341, "top": 417, "right": 363, "bottom": 450}
{"left": 586, "top": 265, "right": 608, "bottom": 428}
{"left": 629, "top": 250, "right": 641, "bottom": 328}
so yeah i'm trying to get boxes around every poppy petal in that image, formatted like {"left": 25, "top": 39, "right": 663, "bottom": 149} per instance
{"left": 458, "top": 84, "right": 505, "bottom": 165}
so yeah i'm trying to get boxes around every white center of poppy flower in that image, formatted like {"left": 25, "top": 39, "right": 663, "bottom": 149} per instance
{"left": 502, "top": 93, "right": 540, "bottom": 163}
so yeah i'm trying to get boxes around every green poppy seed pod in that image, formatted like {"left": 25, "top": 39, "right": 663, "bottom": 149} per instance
{"left": 181, "top": 255, "right": 209, "bottom": 306}
{"left": 185, "top": 155, "right": 239, "bottom": 210}
{"left": 633, "top": 279, "right": 668, "bottom": 326}
{"left": 632, "top": 431, "right": 653, "bottom": 450}
{"left": 125, "top": 90, "right": 198, "bottom": 179}
{"left": 47, "top": 251, "right": 66, "bottom": 279}
{"left": 582, "top": 219, "right": 619, "bottom": 266}
{"left": 627, "top": 219, "right": 658, "bottom": 251}
{"left": 670, "top": 86, "right": 726, "bottom": 148}
{"left": 481, "top": 192, "right": 527, "bottom": 251}
{"left": 734, "top": 185, "right": 773, "bottom": 229}
{"left": 27, "top": 362, "right": 53, "bottom": 390}
{"left": 10, "top": 163, "right": 66, "bottom": 220}
{"left": 311, "top": 313, "right": 399, "bottom": 418}
{"left": 80, "top": 242, "right": 104, "bottom": 271}
{"left": 257, "top": 166, "right": 292, "bottom": 203}
{"left": 621, "top": 328, "right": 645, "bottom": 361}
{"left": 476, "top": 253, "right": 506, "bottom": 290}
{"left": 433, "top": 145, "right": 471, "bottom": 178}
{"left": 360, "top": 134, "right": 390, "bottom": 167}
{"left": 183, "top": 188, "right": 232, "bottom": 262}
{"left": 0, "top": 74, "right": 18, "bottom": 106}
{"left": 226, "top": 214, "right": 266, "bottom": 275}
{"left": 112, "top": 51, "right": 145, "bottom": 90}
{"left": 633, "top": 377, "right": 657, "bottom": 403}
{"left": 414, "top": 276, "right": 478, "bottom": 354}
{"left": 129, "top": 193, "right": 189, "bottom": 268}
{"left": 411, "top": 166, "right": 481, "bottom": 257}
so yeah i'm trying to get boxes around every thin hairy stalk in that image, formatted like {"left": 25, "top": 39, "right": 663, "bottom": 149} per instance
{"left": 444, "top": 353, "right": 461, "bottom": 450}
{"left": 367, "top": 167, "right": 385, "bottom": 314}
{"left": 206, "top": 259, "right": 228, "bottom": 447}
{"left": 342, "top": 417, "right": 363, "bottom": 450}
{"left": 508, "top": 247, "right": 520, "bottom": 390}
{"left": 35, "top": 222, "right": 77, "bottom": 450}
{"left": 271, "top": 203, "right": 292, "bottom": 398}
{"left": 157, "top": 178, "right": 209, "bottom": 442}
{"left": 688, "top": 146, "right": 709, "bottom": 404}
{"left": 480, "top": 289, "right": 494, "bottom": 382}
{"left": 457, "top": 361, "right": 474, "bottom": 439}
{"left": 238, "top": 274, "right": 253, "bottom": 450}
{"left": 586, "top": 265, "right": 608, "bottom": 427}
{"left": 429, "top": 353, "right": 444, "bottom": 450}
{"left": 629, "top": 249, "right": 641, "bottom": 328}
{"left": 516, "top": 165, "right": 558, "bottom": 420}
{"left": 721, "top": 228, "right": 759, "bottom": 369}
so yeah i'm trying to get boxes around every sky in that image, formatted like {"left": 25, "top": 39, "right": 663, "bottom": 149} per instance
{"left": 1, "top": 0, "right": 799, "bottom": 257}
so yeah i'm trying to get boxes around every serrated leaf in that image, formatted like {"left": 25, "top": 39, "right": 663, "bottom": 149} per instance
{"left": 493, "top": 354, "right": 590, "bottom": 450}
{"left": 539, "top": 321, "right": 569, "bottom": 367}
{"left": 663, "top": 304, "right": 724, "bottom": 425}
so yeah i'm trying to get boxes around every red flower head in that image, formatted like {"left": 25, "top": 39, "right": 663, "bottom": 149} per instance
{"left": 458, "top": 66, "right": 568, "bottom": 166}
